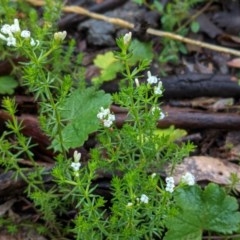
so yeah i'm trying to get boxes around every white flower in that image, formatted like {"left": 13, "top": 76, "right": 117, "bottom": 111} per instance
{"left": 123, "top": 32, "right": 132, "bottom": 45}
{"left": 154, "top": 81, "right": 163, "bottom": 95}
{"left": 140, "top": 194, "right": 149, "bottom": 204}
{"left": 159, "top": 112, "right": 165, "bottom": 120}
{"left": 73, "top": 150, "right": 81, "bottom": 162}
{"left": 30, "top": 38, "right": 39, "bottom": 46}
{"left": 54, "top": 31, "right": 67, "bottom": 41}
{"left": 151, "top": 173, "right": 157, "bottom": 178}
{"left": 97, "top": 107, "right": 115, "bottom": 128}
{"left": 71, "top": 150, "right": 81, "bottom": 171}
{"left": 135, "top": 78, "right": 140, "bottom": 87}
{"left": 10, "top": 19, "right": 20, "bottom": 33}
{"left": 181, "top": 172, "right": 195, "bottom": 186}
{"left": 70, "top": 162, "right": 81, "bottom": 171}
{"left": 165, "top": 176, "right": 175, "bottom": 193}
{"left": 147, "top": 71, "right": 158, "bottom": 84}
{"left": 151, "top": 107, "right": 165, "bottom": 120}
{"left": 7, "top": 36, "right": 16, "bottom": 46}
{"left": 97, "top": 107, "right": 110, "bottom": 120}
{"left": 127, "top": 202, "right": 133, "bottom": 207}
{"left": 21, "top": 30, "right": 31, "bottom": 38}
{"left": 1, "top": 24, "right": 11, "bottom": 34}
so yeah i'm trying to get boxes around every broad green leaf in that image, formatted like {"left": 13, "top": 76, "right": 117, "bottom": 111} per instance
{"left": 52, "top": 87, "right": 112, "bottom": 151}
{"left": 92, "top": 51, "right": 123, "bottom": 84}
{"left": 129, "top": 39, "right": 153, "bottom": 65}
{"left": 154, "top": 126, "right": 187, "bottom": 142}
{"left": 0, "top": 76, "right": 18, "bottom": 94}
{"left": 94, "top": 51, "right": 117, "bottom": 69}
{"left": 164, "top": 184, "right": 240, "bottom": 240}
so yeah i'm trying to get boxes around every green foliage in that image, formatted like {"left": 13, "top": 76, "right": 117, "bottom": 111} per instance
{"left": 164, "top": 183, "right": 240, "bottom": 240}
{"left": 128, "top": 39, "right": 153, "bottom": 65}
{"left": 92, "top": 39, "right": 153, "bottom": 85}
{"left": 52, "top": 87, "right": 112, "bottom": 150}
{"left": 92, "top": 51, "right": 123, "bottom": 84}
{"left": 0, "top": 2, "right": 239, "bottom": 240}
{"left": 154, "top": 125, "right": 187, "bottom": 143}
{"left": 0, "top": 76, "right": 18, "bottom": 94}
{"left": 132, "top": 0, "right": 163, "bottom": 12}
{"left": 133, "top": 0, "right": 205, "bottom": 63}
{"left": 191, "top": 21, "right": 200, "bottom": 33}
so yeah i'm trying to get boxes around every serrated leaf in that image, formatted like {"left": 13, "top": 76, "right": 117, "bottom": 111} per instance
{"left": 94, "top": 51, "right": 117, "bottom": 69}
{"left": 52, "top": 87, "right": 112, "bottom": 151}
{"left": 92, "top": 51, "right": 123, "bottom": 84}
{"left": 0, "top": 76, "right": 18, "bottom": 94}
{"left": 164, "top": 183, "right": 240, "bottom": 240}
{"left": 129, "top": 39, "right": 153, "bottom": 65}
{"left": 154, "top": 125, "right": 187, "bottom": 142}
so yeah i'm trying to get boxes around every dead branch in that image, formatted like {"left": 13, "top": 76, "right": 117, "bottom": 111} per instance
{"left": 25, "top": 0, "right": 240, "bottom": 57}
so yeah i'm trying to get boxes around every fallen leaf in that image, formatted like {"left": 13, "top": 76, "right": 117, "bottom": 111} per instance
{"left": 227, "top": 58, "right": 240, "bottom": 68}
{"left": 0, "top": 199, "right": 16, "bottom": 217}
{"left": 169, "top": 156, "right": 240, "bottom": 191}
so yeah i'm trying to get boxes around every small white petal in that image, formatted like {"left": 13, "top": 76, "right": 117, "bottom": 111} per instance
{"left": 165, "top": 176, "right": 175, "bottom": 193}
{"left": 151, "top": 173, "right": 156, "bottom": 178}
{"left": 21, "top": 30, "right": 31, "bottom": 38}
{"left": 7, "top": 36, "right": 16, "bottom": 46}
{"left": 103, "top": 119, "right": 113, "bottom": 128}
{"left": 135, "top": 78, "right": 140, "bottom": 87}
{"left": 71, "top": 162, "right": 81, "bottom": 171}
{"left": 166, "top": 177, "right": 174, "bottom": 183}
{"left": 181, "top": 172, "right": 195, "bottom": 186}
{"left": 1, "top": 24, "right": 11, "bottom": 34}
{"left": 159, "top": 112, "right": 165, "bottom": 120}
{"left": 123, "top": 32, "right": 132, "bottom": 45}
{"left": 10, "top": 19, "right": 20, "bottom": 33}
{"left": 147, "top": 71, "right": 158, "bottom": 84}
{"left": 54, "top": 31, "right": 67, "bottom": 41}
{"left": 140, "top": 194, "right": 149, "bottom": 204}
{"left": 73, "top": 150, "right": 81, "bottom": 162}
{"left": 154, "top": 81, "right": 163, "bottom": 95}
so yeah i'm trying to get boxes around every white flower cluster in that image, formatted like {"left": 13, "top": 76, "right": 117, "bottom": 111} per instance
{"left": 97, "top": 107, "right": 115, "bottom": 128}
{"left": 165, "top": 176, "right": 175, "bottom": 193}
{"left": 181, "top": 172, "right": 195, "bottom": 186}
{"left": 127, "top": 193, "right": 149, "bottom": 207}
{"left": 147, "top": 71, "right": 163, "bottom": 96}
{"left": 147, "top": 71, "right": 158, "bottom": 84}
{"left": 140, "top": 194, "right": 149, "bottom": 204}
{"left": 70, "top": 150, "right": 81, "bottom": 172}
{"left": 151, "top": 106, "right": 165, "bottom": 120}
{"left": 0, "top": 18, "right": 39, "bottom": 47}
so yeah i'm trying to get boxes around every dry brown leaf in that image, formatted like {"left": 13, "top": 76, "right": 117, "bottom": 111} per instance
{"left": 227, "top": 58, "right": 240, "bottom": 68}
{"left": 170, "top": 156, "right": 240, "bottom": 191}
{"left": 0, "top": 199, "right": 16, "bottom": 217}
